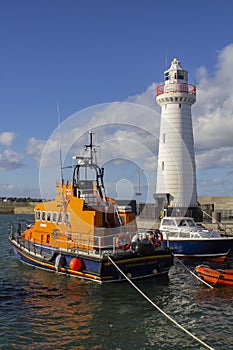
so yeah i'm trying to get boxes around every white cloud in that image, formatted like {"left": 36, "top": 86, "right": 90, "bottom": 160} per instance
{"left": 199, "top": 177, "right": 225, "bottom": 187}
{"left": 0, "top": 183, "right": 16, "bottom": 194}
{"left": 27, "top": 137, "right": 51, "bottom": 167}
{"left": 193, "top": 44, "right": 233, "bottom": 152}
{"left": 0, "top": 183, "right": 40, "bottom": 197}
{"left": 30, "top": 102, "right": 161, "bottom": 172}
{"left": 192, "top": 44, "right": 233, "bottom": 182}
{"left": 0, "top": 149, "right": 24, "bottom": 170}
{"left": 196, "top": 146, "right": 233, "bottom": 170}
{"left": 0, "top": 132, "right": 15, "bottom": 147}
{"left": 36, "top": 102, "right": 161, "bottom": 200}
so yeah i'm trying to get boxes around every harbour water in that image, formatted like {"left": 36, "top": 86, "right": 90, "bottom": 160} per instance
{"left": 1, "top": 214, "right": 233, "bottom": 350}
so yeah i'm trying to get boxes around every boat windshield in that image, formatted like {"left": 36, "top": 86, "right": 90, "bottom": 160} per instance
{"left": 177, "top": 218, "right": 196, "bottom": 228}
{"left": 161, "top": 219, "right": 176, "bottom": 226}
{"left": 185, "top": 219, "right": 196, "bottom": 227}
{"left": 199, "top": 230, "right": 221, "bottom": 238}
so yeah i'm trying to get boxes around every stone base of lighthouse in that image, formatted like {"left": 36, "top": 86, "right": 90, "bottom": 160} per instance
{"left": 165, "top": 205, "right": 203, "bottom": 221}
{"left": 154, "top": 193, "right": 203, "bottom": 221}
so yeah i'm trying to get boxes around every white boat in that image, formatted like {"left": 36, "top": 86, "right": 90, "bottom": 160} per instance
{"left": 159, "top": 217, "right": 233, "bottom": 262}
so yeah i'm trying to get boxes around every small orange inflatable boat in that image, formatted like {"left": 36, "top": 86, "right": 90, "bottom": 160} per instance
{"left": 195, "top": 265, "right": 233, "bottom": 286}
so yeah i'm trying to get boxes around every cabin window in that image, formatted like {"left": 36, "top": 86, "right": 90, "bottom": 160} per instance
{"left": 47, "top": 211, "right": 52, "bottom": 222}
{"left": 58, "top": 213, "right": 63, "bottom": 224}
{"left": 35, "top": 210, "right": 41, "bottom": 221}
{"left": 162, "top": 219, "right": 175, "bottom": 226}
{"left": 52, "top": 212, "right": 57, "bottom": 223}
{"left": 65, "top": 212, "right": 70, "bottom": 225}
{"left": 178, "top": 220, "right": 186, "bottom": 227}
{"left": 42, "top": 211, "right": 46, "bottom": 221}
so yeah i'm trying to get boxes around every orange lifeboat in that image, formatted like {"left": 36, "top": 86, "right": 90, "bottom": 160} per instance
{"left": 195, "top": 265, "right": 233, "bottom": 286}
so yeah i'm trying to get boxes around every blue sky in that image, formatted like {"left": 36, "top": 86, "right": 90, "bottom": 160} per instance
{"left": 0, "top": 0, "right": 233, "bottom": 201}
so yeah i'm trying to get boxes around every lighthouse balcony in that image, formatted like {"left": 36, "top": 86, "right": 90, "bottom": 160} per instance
{"left": 156, "top": 83, "right": 196, "bottom": 96}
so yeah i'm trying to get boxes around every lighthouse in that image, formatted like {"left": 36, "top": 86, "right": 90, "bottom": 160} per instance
{"left": 155, "top": 58, "right": 198, "bottom": 217}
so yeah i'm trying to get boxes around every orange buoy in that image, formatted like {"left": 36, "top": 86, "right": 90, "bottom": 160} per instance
{"left": 69, "top": 257, "right": 82, "bottom": 271}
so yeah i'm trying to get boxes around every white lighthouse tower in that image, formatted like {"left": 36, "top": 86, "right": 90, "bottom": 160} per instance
{"left": 155, "top": 58, "right": 198, "bottom": 215}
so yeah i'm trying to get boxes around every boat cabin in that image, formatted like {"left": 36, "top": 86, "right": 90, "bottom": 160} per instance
{"left": 22, "top": 146, "right": 137, "bottom": 252}
{"left": 159, "top": 216, "right": 220, "bottom": 239}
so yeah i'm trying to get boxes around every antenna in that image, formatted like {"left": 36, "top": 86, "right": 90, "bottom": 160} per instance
{"left": 165, "top": 49, "right": 168, "bottom": 69}
{"left": 57, "top": 102, "right": 63, "bottom": 181}
{"left": 85, "top": 131, "right": 96, "bottom": 164}
{"left": 136, "top": 168, "right": 144, "bottom": 196}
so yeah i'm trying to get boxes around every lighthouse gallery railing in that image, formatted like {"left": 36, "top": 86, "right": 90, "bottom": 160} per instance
{"left": 156, "top": 83, "right": 196, "bottom": 96}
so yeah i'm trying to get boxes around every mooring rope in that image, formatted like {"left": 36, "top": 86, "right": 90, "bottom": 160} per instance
{"left": 174, "top": 257, "right": 214, "bottom": 289}
{"left": 108, "top": 256, "right": 215, "bottom": 350}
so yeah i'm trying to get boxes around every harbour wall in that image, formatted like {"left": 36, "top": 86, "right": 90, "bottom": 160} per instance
{"left": 0, "top": 202, "right": 36, "bottom": 214}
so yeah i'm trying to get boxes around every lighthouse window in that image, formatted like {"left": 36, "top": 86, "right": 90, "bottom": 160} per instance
{"left": 52, "top": 212, "right": 57, "bottom": 223}
{"left": 162, "top": 161, "right": 165, "bottom": 171}
{"left": 35, "top": 210, "right": 40, "bottom": 221}
{"left": 163, "top": 133, "right": 166, "bottom": 143}
{"left": 177, "top": 70, "right": 184, "bottom": 80}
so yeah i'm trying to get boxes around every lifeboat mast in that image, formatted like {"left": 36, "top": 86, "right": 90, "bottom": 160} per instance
{"left": 72, "top": 131, "right": 107, "bottom": 202}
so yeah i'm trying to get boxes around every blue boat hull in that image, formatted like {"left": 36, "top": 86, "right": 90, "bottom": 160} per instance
{"left": 163, "top": 238, "right": 233, "bottom": 260}
{"left": 10, "top": 238, "right": 173, "bottom": 283}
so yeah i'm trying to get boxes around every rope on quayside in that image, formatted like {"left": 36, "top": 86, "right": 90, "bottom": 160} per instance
{"left": 174, "top": 257, "right": 214, "bottom": 289}
{"left": 108, "top": 256, "right": 216, "bottom": 350}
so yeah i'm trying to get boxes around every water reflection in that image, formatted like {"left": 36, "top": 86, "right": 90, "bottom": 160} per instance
{"left": 18, "top": 269, "right": 101, "bottom": 348}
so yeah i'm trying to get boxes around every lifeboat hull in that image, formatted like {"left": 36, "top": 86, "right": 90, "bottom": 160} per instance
{"left": 9, "top": 235, "right": 173, "bottom": 283}
{"left": 195, "top": 265, "right": 233, "bottom": 286}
